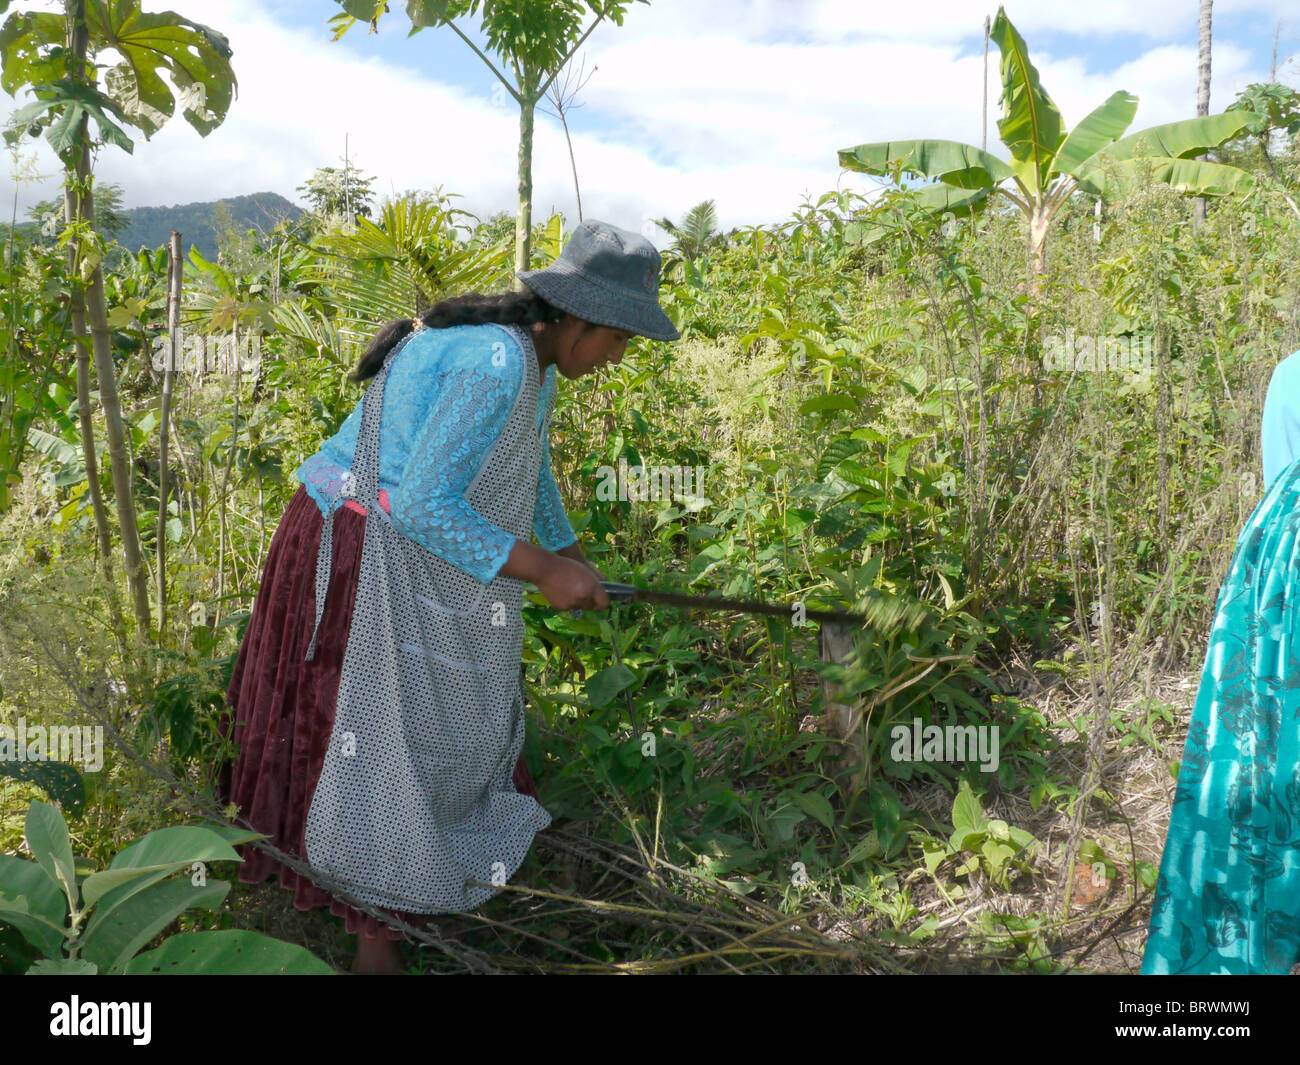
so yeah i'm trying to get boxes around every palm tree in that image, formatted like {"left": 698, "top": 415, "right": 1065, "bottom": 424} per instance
{"left": 651, "top": 199, "right": 728, "bottom": 282}
{"left": 280, "top": 192, "right": 515, "bottom": 360}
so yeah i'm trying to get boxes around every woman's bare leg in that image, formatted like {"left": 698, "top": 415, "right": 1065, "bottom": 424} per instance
{"left": 351, "top": 932, "right": 403, "bottom": 974}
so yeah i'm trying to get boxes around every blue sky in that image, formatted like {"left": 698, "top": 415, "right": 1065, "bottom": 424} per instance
{"left": 1, "top": 0, "right": 1296, "bottom": 246}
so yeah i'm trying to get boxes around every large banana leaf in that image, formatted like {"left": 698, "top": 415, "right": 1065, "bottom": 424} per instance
{"left": 990, "top": 7, "right": 1064, "bottom": 197}
{"left": 1099, "top": 112, "right": 1252, "bottom": 162}
{"left": 1052, "top": 90, "right": 1138, "bottom": 178}
{"left": 1073, "top": 156, "right": 1256, "bottom": 200}
{"left": 838, "top": 139, "right": 1013, "bottom": 191}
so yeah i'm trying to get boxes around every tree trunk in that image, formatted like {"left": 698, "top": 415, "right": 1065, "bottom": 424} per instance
{"left": 216, "top": 319, "right": 240, "bottom": 629}
{"left": 1194, "top": 0, "right": 1213, "bottom": 226}
{"left": 981, "top": 15, "right": 990, "bottom": 152}
{"left": 1027, "top": 200, "right": 1051, "bottom": 314}
{"left": 68, "top": 283, "right": 126, "bottom": 644}
{"left": 514, "top": 89, "right": 536, "bottom": 288}
{"left": 66, "top": 0, "right": 150, "bottom": 635}
{"left": 158, "top": 231, "right": 181, "bottom": 633}
{"left": 68, "top": 258, "right": 113, "bottom": 573}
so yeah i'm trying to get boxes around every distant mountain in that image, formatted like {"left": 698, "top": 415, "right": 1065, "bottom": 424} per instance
{"left": 112, "top": 192, "right": 306, "bottom": 260}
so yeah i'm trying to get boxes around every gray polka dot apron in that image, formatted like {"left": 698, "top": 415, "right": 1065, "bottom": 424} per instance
{"left": 301, "top": 323, "right": 552, "bottom": 913}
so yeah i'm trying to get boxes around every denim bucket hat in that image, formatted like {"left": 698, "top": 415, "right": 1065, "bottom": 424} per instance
{"left": 517, "top": 219, "right": 680, "bottom": 342}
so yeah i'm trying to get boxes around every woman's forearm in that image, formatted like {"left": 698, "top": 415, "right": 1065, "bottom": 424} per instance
{"left": 555, "top": 539, "right": 603, "bottom": 577}
{"left": 500, "top": 539, "right": 555, "bottom": 585}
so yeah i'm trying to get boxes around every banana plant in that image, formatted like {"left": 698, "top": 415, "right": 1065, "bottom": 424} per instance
{"left": 0, "top": 800, "right": 334, "bottom": 974}
{"left": 838, "top": 6, "right": 1255, "bottom": 277}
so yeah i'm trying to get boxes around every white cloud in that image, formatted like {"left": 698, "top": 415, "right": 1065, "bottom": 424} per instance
{"left": 0, "top": 0, "right": 1285, "bottom": 244}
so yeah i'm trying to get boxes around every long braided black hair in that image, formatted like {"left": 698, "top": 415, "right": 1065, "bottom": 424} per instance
{"left": 349, "top": 290, "right": 571, "bottom": 382}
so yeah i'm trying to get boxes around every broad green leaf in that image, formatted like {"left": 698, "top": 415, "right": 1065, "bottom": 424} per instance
{"left": 108, "top": 825, "right": 244, "bottom": 872}
{"left": 586, "top": 664, "right": 637, "bottom": 708}
{"left": 1074, "top": 156, "right": 1255, "bottom": 200}
{"left": 0, "top": 856, "right": 68, "bottom": 958}
{"left": 921, "top": 839, "right": 948, "bottom": 875}
{"left": 951, "top": 780, "right": 984, "bottom": 835}
{"left": 340, "top": 0, "right": 389, "bottom": 21}
{"left": 983, "top": 840, "right": 1016, "bottom": 877}
{"left": 908, "top": 182, "right": 992, "bottom": 217}
{"left": 536, "top": 211, "right": 564, "bottom": 261}
{"left": 838, "top": 139, "right": 1013, "bottom": 189}
{"left": 86, "top": 0, "right": 237, "bottom": 140}
{"left": 844, "top": 830, "right": 881, "bottom": 865}
{"left": 834, "top": 460, "right": 882, "bottom": 491}
{"left": 0, "top": 10, "right": 65, "bottom": 97}
{"left": 79, "top": 876, "right": 230, "bottom": 974}
{"left": 1099, "top": 111, "right": 1252, "bottom": 163}
{"left": 27, "top": 957, "right": 97, "bottom": 974}
{"left": 990, "top": 8, "right": 1064, "bottom": 197}
{"left": 936, "top": 570, "right": 956, "bottom": 610}
{"left": 798, "top": 394, "right": 856, "bottom": 415}
{"left": 24, "top": 801, "right": 78, "bottom": 911}
{"left": 899, "top": 365, "right": 928, "bottom": 394}
{"left": 816, "top": 436, "right": 868, "bottom": 480}
{"left": 763, "top": 801, "right": 806, "bottom": 844}
{"left": 81, "top": 861, "right": 194, "bottom": 911}
{"left": 950, "top": 828, "right": 988, "bottom": 853}
{"left": 81, "top": 826, "right": 244, "bottom": 939}
{"left": 194, "top": 824, "right": 266, "bottom": 849}
{"left": 406, "top": 1, "right": 455, "bottom": 29}
{"left": 25, "top": 426, "right": 81, "bottom": 468}
{"left": 868, "top": 784, "right": 903, "bottom": 855}
{"left": 126, "top": 929, "right": 335, "bottom": 974}
{"left": 1052, "top": 90, "right": 1138, "bottom": 177}
{"left": 790, "top": 789, "right": 835, "bottom": 830}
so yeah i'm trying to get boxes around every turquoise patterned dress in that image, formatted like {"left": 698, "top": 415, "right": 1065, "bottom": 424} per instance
{"left": 1142, "top": 460, "right": 1300, "bottom": 974}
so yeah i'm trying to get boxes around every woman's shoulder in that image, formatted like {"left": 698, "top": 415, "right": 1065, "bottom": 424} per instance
{"left": 417, "top": 322, "right": 530, "bottom": 384}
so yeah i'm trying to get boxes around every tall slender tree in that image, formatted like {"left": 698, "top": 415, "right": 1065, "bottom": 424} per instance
{"left": 330, "top": 1, "right": 647, "bottom": 278}
{"left": 0, "top": 0, "right": 238, "bottom": 636}
{"left": 1195, "top": 0, "right": 1214, "bottom": 224}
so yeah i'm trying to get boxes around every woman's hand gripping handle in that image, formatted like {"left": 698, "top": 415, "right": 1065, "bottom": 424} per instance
{"left": 501, "top": 539, "right": 610, "bottom": 615}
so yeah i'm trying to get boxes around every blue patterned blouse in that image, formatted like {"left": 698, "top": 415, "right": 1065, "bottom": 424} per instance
{"left": 295, "top": 322, "right": 577, "bottom": 584}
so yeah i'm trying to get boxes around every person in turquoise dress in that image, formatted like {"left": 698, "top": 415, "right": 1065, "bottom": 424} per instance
{"left": 1142, "top": 348, "right": 1300, "bottom": 974}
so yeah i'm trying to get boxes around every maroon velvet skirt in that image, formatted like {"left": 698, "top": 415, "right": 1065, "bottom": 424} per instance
{"left": 217, "top": 484, "right": 540, "bottom": 942}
